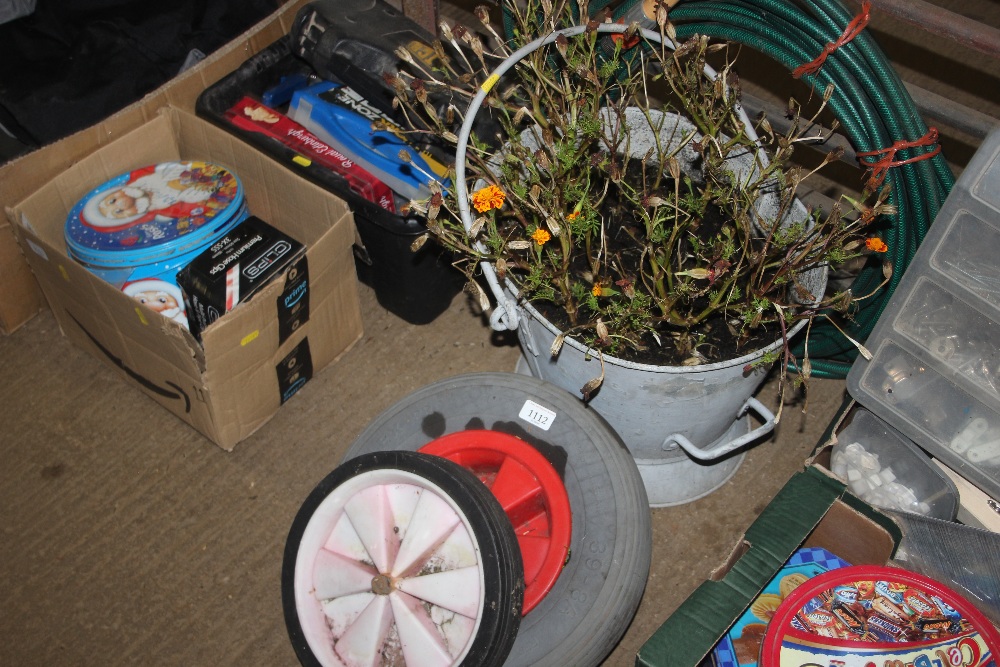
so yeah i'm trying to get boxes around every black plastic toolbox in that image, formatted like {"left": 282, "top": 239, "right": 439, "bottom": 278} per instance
{"left": 195, "top": 35, "right": 463, "bottom": 325}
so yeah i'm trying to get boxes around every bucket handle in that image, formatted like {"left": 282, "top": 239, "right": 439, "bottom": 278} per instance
{"left": 486, "top": 279, "right": 519, "bottom": 331}
{"left": 662, "top": 397, "right": 776, "bottom": 461}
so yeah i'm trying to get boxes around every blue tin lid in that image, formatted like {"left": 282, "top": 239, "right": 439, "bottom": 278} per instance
{"left": 65, "top": 161, "right": 245, "bottom": 269}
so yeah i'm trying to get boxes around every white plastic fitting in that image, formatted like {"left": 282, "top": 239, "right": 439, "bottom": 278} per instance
{"left": 950, "top": 417, "right": 989, "bottom": 454}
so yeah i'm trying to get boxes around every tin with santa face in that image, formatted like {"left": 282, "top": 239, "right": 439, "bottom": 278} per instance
{"left": 64, "top": 160, "right": 249, "bottom": 330}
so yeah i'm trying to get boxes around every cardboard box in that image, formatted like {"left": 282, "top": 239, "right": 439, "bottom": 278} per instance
{"left": 7, "top": 107, "right": 362, "bottom": 450}
{"left": 0, "top": 0, "right": 315, "bottom": 334}
{"left": 635, "top": 464, "right": 901, "bottom": 667}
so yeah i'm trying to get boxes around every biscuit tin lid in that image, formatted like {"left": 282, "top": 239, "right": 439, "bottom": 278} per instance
{"left": 760, "top": 565, "right": 1000, "bottom": 667}
{"left": 65, "top": 161, "right": 244, "bottom": 267}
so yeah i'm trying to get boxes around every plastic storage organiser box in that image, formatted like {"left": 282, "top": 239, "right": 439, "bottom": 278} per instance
{"left": 847, "top": 128, "right": 1000, "bottom": 505}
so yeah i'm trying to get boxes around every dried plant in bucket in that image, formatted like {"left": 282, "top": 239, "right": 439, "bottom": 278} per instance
{"left": 392, "top": 0, "right": 893, "bottom": 409}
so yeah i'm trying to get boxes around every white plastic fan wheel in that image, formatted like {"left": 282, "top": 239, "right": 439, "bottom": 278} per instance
{"left": 341, "top": 373, "right": 652, "bottom": 667}
{"left": 283, "top": 450, "right": 523, "bottom": 667}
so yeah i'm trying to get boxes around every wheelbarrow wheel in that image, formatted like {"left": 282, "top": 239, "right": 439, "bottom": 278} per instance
{"left": 282, "top": 450, "right": 523, "bottom": 667}
{"left": 419, "top": 429, "right": 572, "bottom": 616}
{"left": 343, "top": 373, "right": 652, "bottom": 667}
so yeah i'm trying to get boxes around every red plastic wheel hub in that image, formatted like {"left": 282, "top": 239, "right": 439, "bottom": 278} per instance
{"left": 420, "top": 430, "right": 572, "bottom": 615}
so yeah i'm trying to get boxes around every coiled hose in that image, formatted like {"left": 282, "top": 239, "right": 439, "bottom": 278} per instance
{"left": 507, "top": 0, "right": 955, "bottom": 378}
{"left": 653, "top": 0, "right": 954, "bottom": 378}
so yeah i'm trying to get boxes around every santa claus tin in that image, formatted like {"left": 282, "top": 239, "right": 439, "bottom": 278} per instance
{"left": 64, "top": 160, "right": 248, "bottom": 329}
{"left": 760, "top": 565, "right": 1000, "bottom": 667}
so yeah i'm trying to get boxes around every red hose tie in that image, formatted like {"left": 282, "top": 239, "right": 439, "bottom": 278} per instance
{"left": 793, "top": 0, "right": 872, "bottom": 79}
{"left": 856, "top": 127, "right": 942, "bottom": 189}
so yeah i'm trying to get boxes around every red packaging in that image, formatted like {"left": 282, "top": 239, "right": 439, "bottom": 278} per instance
{"left": 224, "top": 96, "right": 396, "bottom": 213}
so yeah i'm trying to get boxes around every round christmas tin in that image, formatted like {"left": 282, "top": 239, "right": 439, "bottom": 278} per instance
{"left": 64, "top": 160, "right": 248, "bottom": 329}
{"left": 760, "top": 565, "right": 999, "bottom": 667}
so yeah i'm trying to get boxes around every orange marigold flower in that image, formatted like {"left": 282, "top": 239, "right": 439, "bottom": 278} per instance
{"left": 591, "top": 284, "right": 603, "bottom": 297}
{"left": 566, "top": 210, "right": 581, "bottom": 221}
{"left": 531, "top": 228, "right": 551, "bottom": 245}
{"left": 865, "top": 237, "right": 888, "bottom": 253}
{"left": 471, "top": 184, "right": 505, "bottom": 213}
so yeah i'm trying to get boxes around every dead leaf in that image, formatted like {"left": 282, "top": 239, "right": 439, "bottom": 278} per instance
{"left": 410, "top": 234, "right": 429, "bottom": 252}
{"left": 581, "top": 376, "right": 603, "bottom": 401}
{"left": 550, "top": 333, "right": 565, "bottom": 356}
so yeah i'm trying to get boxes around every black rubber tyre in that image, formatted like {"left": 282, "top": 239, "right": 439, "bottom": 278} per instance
{"left": 282, "top": 450, "right": 524, "bottom": 667}
{"left": 342, "top": 373, "right": 652, "bottom": 667}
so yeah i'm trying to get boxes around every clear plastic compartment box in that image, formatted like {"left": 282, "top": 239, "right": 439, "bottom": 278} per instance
{"left": 847, "top": 129, "right": 1000, "bottom": 503}
{"left": 832, "top": 407, "right": 960, "bottom": 520}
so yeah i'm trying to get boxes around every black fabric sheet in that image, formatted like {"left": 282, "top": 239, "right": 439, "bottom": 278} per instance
{"left": 0, "top": 0, "right": 280, "bottom": 149}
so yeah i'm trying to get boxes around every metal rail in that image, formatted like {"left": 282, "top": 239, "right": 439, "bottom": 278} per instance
{"left": 904, "top": 82, "right": 998, "bottom": 139}
{"left": 855, "top": 0, "right": 1000, "bottom": 138}
{"left": 405, "top": 0, "right": 1000, "bottom": 57}
{"left": 853, "top": 0, "right": 1000, "bottom": 59}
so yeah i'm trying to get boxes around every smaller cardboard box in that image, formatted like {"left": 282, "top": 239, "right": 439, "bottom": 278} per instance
{"left": 6, "top": 107, "right": 363, "bottom": 450}
{"left": 635, "top": 464, "right": 901, "bottom": 667}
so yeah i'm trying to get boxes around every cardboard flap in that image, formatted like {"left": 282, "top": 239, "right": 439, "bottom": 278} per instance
{"left": 806, "top": 499, "right": 897, "bottom": 564}
{"left": 0, "top": 221, "right": 44, "bottom": 331}
{"left": 14, "top": 115, "right": 184, "bottom": 248}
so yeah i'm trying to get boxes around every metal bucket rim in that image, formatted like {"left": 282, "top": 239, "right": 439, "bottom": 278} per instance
{"left": 512, "top": 277, "right": 821, "bottom": 374}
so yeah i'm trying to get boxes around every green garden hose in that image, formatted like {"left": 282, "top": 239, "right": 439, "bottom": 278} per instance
{"left": 606, "top": 0, "right": 955, "bottom": 378}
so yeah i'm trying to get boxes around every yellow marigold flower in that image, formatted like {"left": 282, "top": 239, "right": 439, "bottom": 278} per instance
{"left": 471, "top": 184, "right": 505, "bottom": 213}
{"left": 592, "top": 284, "right": 603, "bottom": 297}
{"left": 531, "top": 228, "right": 551, "bottom": 245}
{"left": 865, "top": 237, "right": 888, "bottom": 253}
{"left": 566, "top": 210, "right": 581, "bottom": 221}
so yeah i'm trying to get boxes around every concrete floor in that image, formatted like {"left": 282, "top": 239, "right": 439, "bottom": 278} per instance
{"left": 2, "top": 1, "right": 998, "bottom": 665}
{"left": 0, "top": 280, "right": 848, "bottom": 666}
